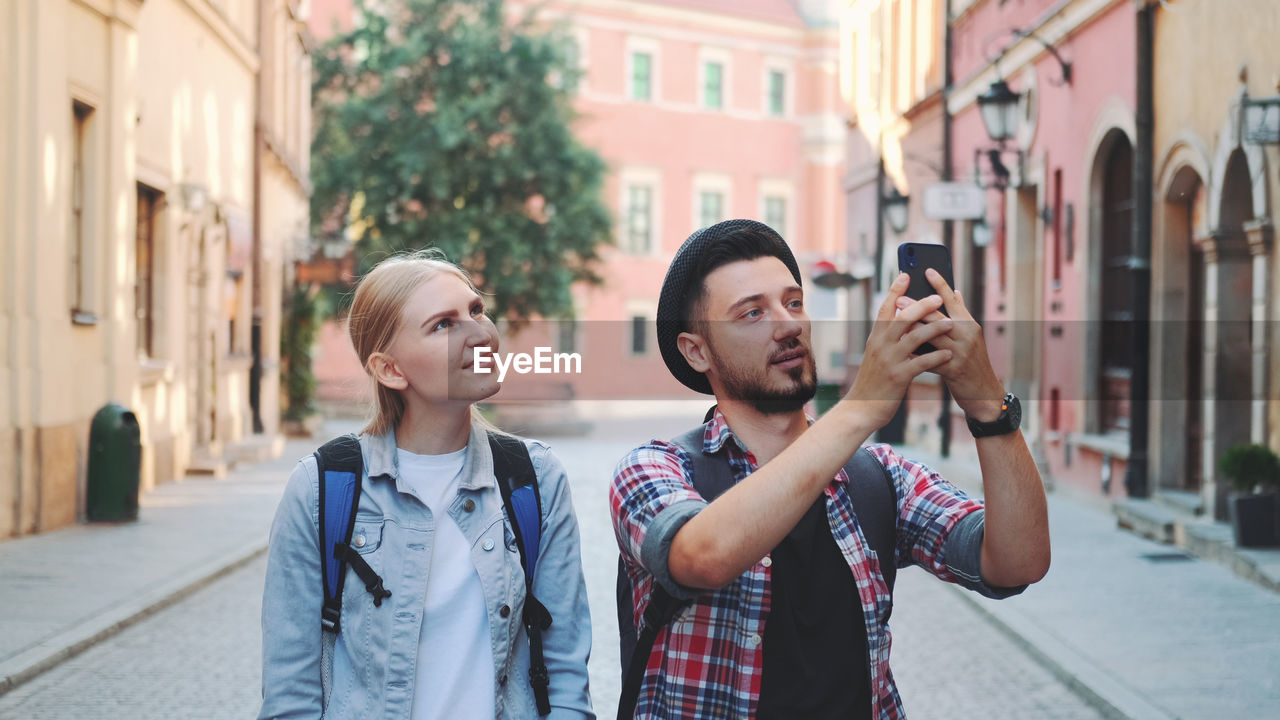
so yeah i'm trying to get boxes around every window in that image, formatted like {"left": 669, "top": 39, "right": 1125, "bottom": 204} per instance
{"left": 631, "top": 52, "right": 652, "bottom": 101}
{"left": 704, "top": 61, "right": 723, "bottom": 109}
{"left": 71, "top": 100, "right": 96, "bottom": 321}
{"left": 630, "top": 315, "right": 648, "bottom": 355}
{"left": 557, "top": 317, "right": 578, "bottom": 355}
{"left": 625, "top": 185, "right": 653, "bottom": 254}
{"left": 768, "top": 70, "right": 786, "bottom": 116}
{"left": 136, "top": 184, "right": 162, "bottom": 357}
{"left": 699, "top": 191, "right": 724, "bottom": 229}
{"left": 764, "top": 196, "right": 787, "bottom": 233}
{"left": 1052, "top": 168, "right": 1063, "bottom": 285}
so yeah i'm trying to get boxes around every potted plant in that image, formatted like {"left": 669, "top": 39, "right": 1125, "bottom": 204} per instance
{"left": 1219, "top": 443, "right": 1280, "bottom": 548}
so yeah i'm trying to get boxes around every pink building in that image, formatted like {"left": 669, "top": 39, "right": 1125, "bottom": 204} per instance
{"left": 307, "top": 0, "right": 850, "bottom": 416}
{"left": 497, "top": 0, "right": 849, "bottom": 411}
{"left": 948, "top": 0, "right": 1138, "bottom": 495}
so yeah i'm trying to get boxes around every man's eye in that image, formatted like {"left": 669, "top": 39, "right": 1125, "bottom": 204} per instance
{"left": 744, "top": 309, "right": 762, "bottom": 319}
{"left": 788, "top": 300, "right": 803, "bottom": 309}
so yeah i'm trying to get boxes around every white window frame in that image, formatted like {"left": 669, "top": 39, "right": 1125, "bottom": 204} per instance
{"left": 618, "top": 166, "right": 663, "bottom": 257}
{"left": 692, "top": 172, "right": 733, "bottom": 231}
{"left": 625, "top": 300, "right": 657, "bottom": 357}
{"left": 758, "top": 178, "right": 796, "bottom": 239}
{"left": 626, "top": 37, "right": 661, "bottom": 103}
{"left": 763, "top": 58, "right": 794, "bottom": 118}
{"left": 698, "top": 47, "right": 732, "bottom": 111}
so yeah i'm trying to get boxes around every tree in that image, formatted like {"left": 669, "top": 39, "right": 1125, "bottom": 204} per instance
{"left": 311, "top": 0, "right": 613, "bottom": 326}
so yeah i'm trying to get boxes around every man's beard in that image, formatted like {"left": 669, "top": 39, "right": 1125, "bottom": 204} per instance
{"left": 709, "top": 340, "right": 817, "bottom": 414}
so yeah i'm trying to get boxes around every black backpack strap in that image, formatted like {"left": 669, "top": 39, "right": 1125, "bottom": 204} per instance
{"left": 842, "top": 447, "right": 899, "bottom": 595}
{"left": 617, "top": 422, "right": 737, "bottom": 720}
{"left": 488, "top": 431, "right": 552, "bottom": 717}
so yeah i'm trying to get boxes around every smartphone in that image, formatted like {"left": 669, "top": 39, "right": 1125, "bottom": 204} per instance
{"left": 896, "top": 242, "right": 955, "bottom": 355}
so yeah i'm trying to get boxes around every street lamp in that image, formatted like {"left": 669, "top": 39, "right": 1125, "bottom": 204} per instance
{"left": 883, "top": 186, "right": 910, "bottom": 235}
{"left": 1242, "top": 94, "right": 1280, "bottom": 145}
{"left": 976, "top": 80, "right": 1022, "bottom": 143}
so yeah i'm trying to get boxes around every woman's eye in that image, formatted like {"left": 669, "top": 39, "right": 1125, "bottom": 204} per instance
{"left": 471, "top": 303, "right": 485, "bottom": 317}
{"left": 433, "top": 318, "right": 453, "bottom": 332}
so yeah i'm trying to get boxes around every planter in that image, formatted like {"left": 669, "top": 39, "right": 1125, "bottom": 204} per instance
{"left": 1228, "top": 492, "right": 1280, "bottom": 548}
{"left": 283, "top": 412, "right": 325, "bottom": 439}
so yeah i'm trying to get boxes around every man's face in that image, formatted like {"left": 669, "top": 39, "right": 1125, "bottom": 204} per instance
{"left": 694, "top": 256, "right": 817, "bottom": 413}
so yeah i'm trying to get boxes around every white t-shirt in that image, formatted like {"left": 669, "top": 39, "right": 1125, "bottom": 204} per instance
{"left": 396, "top": 446, "right": 496, "bottom": 720}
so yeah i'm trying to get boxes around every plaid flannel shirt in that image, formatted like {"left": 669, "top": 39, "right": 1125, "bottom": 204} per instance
{"left": 611, "top": 409, "right": 1018, "bottom": 719}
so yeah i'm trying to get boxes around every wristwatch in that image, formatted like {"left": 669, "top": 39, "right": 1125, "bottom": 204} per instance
{"left": 965, "top": 393, "right": 1022, "bottom": 438}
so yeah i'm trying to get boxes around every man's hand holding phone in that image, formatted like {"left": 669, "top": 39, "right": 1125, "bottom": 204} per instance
{"left": 894, "top": 268, "right": 1006, "bottom": 421}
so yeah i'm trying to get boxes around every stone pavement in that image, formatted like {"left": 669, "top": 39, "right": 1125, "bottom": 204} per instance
{"left": 1, "top": 413, "right": 1277, "bottom": 720}
{"left": 0, "top": 424, "right": 355, "bottom": 696}
{"left": 902, "top": 444, "right": 1280, "bottom": 720}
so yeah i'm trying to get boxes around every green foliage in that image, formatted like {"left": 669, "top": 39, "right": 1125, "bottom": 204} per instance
{"left": 281, "top": 284, "right": 321, "bottom": 421}
{"left": 1219, "top": 444, "right": 1280, "bottom": 494}
{"left": 311, "top": 0, "right": 613, "bottom": 328}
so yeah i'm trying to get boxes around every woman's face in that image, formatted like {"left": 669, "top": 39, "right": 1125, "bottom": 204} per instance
{"left": 382, "top": 272, "right": 501, "bottom": 407}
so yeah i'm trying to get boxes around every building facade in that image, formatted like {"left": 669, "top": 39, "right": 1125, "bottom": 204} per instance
{"left": 1149, "top": 0, "right": 1279, "bottom": 517}
{"left": 840, "top": 0, "right": 950, "bottom": 447}
{"left": 0, "top": 0, "right": 311, "bottom": 539}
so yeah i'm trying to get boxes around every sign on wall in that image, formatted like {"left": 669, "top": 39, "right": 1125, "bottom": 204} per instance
{"left": 922, "top": 182, "right": 987, "bottom": 221}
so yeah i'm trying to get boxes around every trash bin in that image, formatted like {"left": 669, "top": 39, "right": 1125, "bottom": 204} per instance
{"left": 813, "top": 382, "right": 842, "bottom": 417}
{"left": 86, "top": 403, "right": 142, "bottom": 522}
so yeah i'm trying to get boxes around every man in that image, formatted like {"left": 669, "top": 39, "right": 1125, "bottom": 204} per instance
{"left": 610, "top": 219, "right": 1050, "bottom": 719}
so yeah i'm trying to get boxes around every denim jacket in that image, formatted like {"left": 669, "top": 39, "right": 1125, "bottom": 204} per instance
{"left": 258, "top": 421, "right": 595, "bottom": 720}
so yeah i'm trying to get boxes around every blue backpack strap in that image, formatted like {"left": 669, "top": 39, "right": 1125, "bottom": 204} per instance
{"left": 487, "top": 431, "right": 552, "bottom": 717}
{"left": 315, "top": 433, "right": 364, "bottom": 634}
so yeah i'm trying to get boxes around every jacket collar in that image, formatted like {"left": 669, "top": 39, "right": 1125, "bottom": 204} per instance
{"left": 359, "top": 419, "right": 499, "bottom": 493}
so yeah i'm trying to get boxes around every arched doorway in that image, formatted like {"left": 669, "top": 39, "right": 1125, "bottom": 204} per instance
{"left": 1215, "top": 148, "right": 1256, "bottom": 445}
{"left": 1098, "top": 135, "right": 1134, "bottom": 434}
{"left": 1154, "top": 164, "right": 1207, "bottom": 492}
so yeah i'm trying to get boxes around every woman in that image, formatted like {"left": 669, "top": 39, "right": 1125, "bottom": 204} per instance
{"left": 259, "top": 251, "right": 594, "bottom": 719}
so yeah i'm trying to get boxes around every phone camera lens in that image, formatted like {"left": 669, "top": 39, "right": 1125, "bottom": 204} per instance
{"left": 907, "top": 256, "right": 918, "bottom": 268}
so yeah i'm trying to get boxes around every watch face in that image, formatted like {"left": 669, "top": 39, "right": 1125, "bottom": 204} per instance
{"left": 1005, "top": 394, "right": 1022, "bottom": 431}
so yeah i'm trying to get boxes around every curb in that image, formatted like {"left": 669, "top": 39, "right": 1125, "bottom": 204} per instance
{"left": 942, "top": 583, "right": 1177, "bottom": 720}
{"left": 0, "top": 539, "right": 269, "bottom": 698}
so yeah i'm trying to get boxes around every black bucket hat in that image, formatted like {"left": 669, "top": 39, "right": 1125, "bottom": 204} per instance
{"left": 656, "top": 219, "right": 802, "bottom": 394}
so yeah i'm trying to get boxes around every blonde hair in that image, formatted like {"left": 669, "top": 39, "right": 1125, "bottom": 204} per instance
{"left": 347, "top": 249, "right": 486, "bottom": 436}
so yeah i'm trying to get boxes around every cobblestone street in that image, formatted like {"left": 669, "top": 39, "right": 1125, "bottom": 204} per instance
{"left": 0, "top": 415, "right": 1107, "bottom": 719}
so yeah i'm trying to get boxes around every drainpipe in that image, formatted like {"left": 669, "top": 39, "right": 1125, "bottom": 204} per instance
{"left": 1124, "top": 1, "right": 1155, "bottom": 498}
{"left": 249, "top": 0, "right": 266, "bottom": 435}
{"left": 939, "top": 0, "right": 955, "bottom": 458}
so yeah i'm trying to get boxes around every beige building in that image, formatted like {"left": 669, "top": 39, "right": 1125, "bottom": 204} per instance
{"left": 1148, "top": 0, "right": 1279, "bottom": 516}
{"left": 0, "top": 0, "right": 311, "bottom": 539}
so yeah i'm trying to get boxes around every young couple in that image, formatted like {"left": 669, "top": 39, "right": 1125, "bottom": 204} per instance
{"left": 257, "top": 219, "right": 1050, "bottom": 720}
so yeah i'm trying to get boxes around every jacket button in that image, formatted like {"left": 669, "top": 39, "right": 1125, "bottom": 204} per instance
{"left": 463, "top": 499, "right": 476, "bottom": 512}
{"left": 353, "top": 533, "right": 366, "bottom": 548}
{"left": 500, "top": 604, "right": 511, "bottom": 618}
{"left": 483, "top": 538, "right": 495, "bottom": 551}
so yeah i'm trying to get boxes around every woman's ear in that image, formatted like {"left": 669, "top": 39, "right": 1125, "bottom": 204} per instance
{"left": 677, "top": 331, "right": 712, "bottom": 374}
{"left": 367, "top": 352, "right": 409, "bottom": 391}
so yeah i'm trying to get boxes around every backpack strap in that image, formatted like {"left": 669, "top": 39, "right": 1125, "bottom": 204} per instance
{"left": 844, "top": 447, "right": 899, "bottom": 595}
{"left": 616, "top": 426, "right": 900, "bottom": 720}
{"left": 314, "top": 432, "right": 393, "bottom": 711}
{"left": 616, "top": 422, "right": 739, "bottom": 720}
{"left": 488, "top": 431, "right": 553, "bottom": 717}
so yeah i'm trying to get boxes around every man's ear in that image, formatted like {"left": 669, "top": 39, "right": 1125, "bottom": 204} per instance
{"left": 367, "top": 352, "right": 409, "bottom": 391}
{"left": 677, "top": 331, "right": 712, "bottom": 374}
